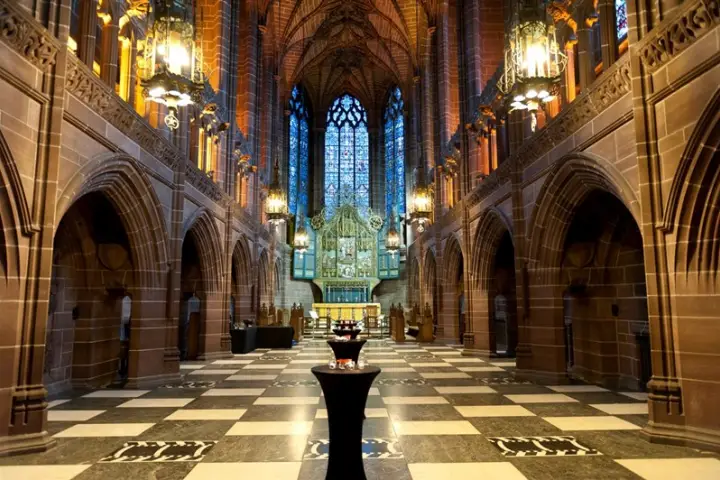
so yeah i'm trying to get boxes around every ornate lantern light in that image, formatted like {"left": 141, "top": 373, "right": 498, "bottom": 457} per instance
{"left": 140, "top": 0, "right": 204, "bottom": 129}
{"left": 265, "top": 157, "right": 289, "bottom": 225}
{"left": 409, "top": 156, "right": 434, "bottom": 232}
{"left": 501, "top": 0, "right": 566, "bottom": 130}
{"left": 385, "top": 212, "right": 401, "bottom": 256}
{"left": 293, "top": 215, "right": 310, "bottom": 256}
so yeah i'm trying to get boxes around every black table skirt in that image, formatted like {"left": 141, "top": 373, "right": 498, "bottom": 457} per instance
{"left": 230, "top": 327, "right": 257, "bottom": 353}
{"left": 255, "top": 326, "right": 294, "bottom": 349}
{"left": 327, "top": 339, "right": 366, "bottom": 363}
{"left": 312, "top": 365, "right": 381, "bottom": 480}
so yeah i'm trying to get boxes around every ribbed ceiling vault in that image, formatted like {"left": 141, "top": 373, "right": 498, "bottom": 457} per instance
{"left": 261, "top": 0, "right": 433, "bottom": 114}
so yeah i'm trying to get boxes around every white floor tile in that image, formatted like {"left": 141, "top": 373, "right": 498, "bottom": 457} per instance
{"left": 454, "top": 405, "right": 536, "bottom": 418}
{"left": 47, "top": 410, "right": 105, "bottom": 422}
{"left": 457, "top": 366, "right": 506, "bottom": 372}
{"left": 615, "top": 458, "right": 720, "bottom": 480}
{"left": 225, "top": 421, "right": 312, "bottom": 435}
{"left": 620, "top": 392, "right": 649, "bottom": 401}
{"left": 383, "top": 396, "right": 449, "bottom": 405}
{"left": 423, "top": 346, "right": 454, "bottom": 350}
{"left": 446, "top": 358, "right": 485, "bottom": 363}
{"left": 183, "top": 462, "right": 302, "bottom": 480}
{"left": 419, "top": 372, "right": 471, "bottom": 379}
{"left": 54, "top": 423, "right": 155, "bottom": 437}
{"left": 47, "top": 400, "right": 70, "bottom": 409}
{"left": 590, "top": 403, "right": 648, "bottom": 415}
{"left": 212, "top": 359, "right": 253, "bottom": 365}
{"left": 548, "top": 385, "right": 609, "bottom": 393}
{"left": 165, "top": 409, "right": 247, "bottom": 420}
{"left": 434, "top": 386, "right": 496, "bottom": 394}
{"left": 118, "top": 398, "right": 194, "bottom": 408}
{"left": 180, "top": 365, "right": 203, "bottom": 370}
{"left": 254, "top": 397, "right": 320, "bottom": 405}
{"left": 491, "top": 361, "right": 516, "bottom": 367}
{"left": 543, "top": 415, "right": 642, "bottom": 431}
{"left": 290, "top": 359, "right": 326, "bottom": 364}
{"left": 82, "top": 390, "right": 149, "bottom": 399}
{"left": 367, "top": 352, "right": 399, "bottom": 356}
{"left": 0, "top": 465, "right": 92, "bottom": 480}
{"left": 188, "top": 369, "right": 239, "bottom": 375}
{"left": 233, "top": 353, "right": 264, "bottom": 357}
{"left": 393, "top": 420, "right": 480, "bottom": 435}
{"left": 408, "top": 362, "right": 449, "bottom": 368}
{"left": 505, "top": 394, "right": 578, "bottom": 404}
{"left": 432, "top": 351, "right": 462, "bottom": 356}
{"left": 281, "top": 369, "right": 313, "bottom": 374}
{"left": 379, "top": 367, "right": 416, "bottom": 373}
{"left": 226, "top": 374, "right": 278, "bottom": 381}
{"left": 202, "top": 388, "right": 265, "bottom": 397}
{"left": 408, "top": 462, "right": 527, "bottom": 480}
{"left": 397, "top": 349, "right": 428, "bottom": 353}
{"left": 369, "top": 359, "right": 407, "bottom": 363}
{"left": 244, "top": 364, "right": 288, "bottom": 369}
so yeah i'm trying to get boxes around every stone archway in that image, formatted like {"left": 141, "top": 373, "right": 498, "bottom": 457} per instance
{"left": 525, "top": 154, "right": 647, "bottom": 387}
{"left": 47, "top": 156, "right": 170, "bottom": 391}
{"left": 257, "top": 249, "right": 271, "bottom": 322}
{"left": 469, "top": 209, "right": 517, "bottom": 356}
{"left": 441, "top": 236, "right": 465, "bottom": 344}
{"left": 180, "top": 210, "right": 225, "bottom": 360}
{"left": 423, "top": 249, "right": 438, "bottom": 332}
{"left": 231, "top": 236, "right": 253, "bottom": 327}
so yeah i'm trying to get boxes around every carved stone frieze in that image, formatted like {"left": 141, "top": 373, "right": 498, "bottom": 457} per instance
{"left": 636, "top": 0, "right": 720, "bottom": 74}
{"left": 65, "top": 56, "right": 185, "bottom": 169}
{"left": 0, "top": 1, "right": 59, "bottom": 72}
{"left": 185, "top": 163, "right": 224, "bottom": 202}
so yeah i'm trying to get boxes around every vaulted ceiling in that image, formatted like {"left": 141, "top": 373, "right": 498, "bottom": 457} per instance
{"left": 262, "top": 0, "right": 433, "bottom": 115}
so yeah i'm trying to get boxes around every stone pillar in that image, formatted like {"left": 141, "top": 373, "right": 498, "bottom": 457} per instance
{"left": 78, "top": 0, "right": 98, "bottom": 68}
{"left": 100, "top": 14, "right": 119, "bottom": 87}
{"left": 577, "top": 18, "right": 596, "bottom": 89}
{"left": 598, "top": 0, "right": 618, "bottom": 70}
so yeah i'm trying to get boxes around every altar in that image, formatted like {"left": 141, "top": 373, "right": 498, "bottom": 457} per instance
{"left": 312, "top": 303, "right": 381, "bottom": 322}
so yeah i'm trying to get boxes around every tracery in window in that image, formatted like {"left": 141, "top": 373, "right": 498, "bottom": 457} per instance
{"left": 383, "top": 87, "right": 405, "bottom": 217}
{"left": 324, "top": 94, "right": 369, "bottom": 219}
{"left": 288, "top": 85, "right": 310, "bottom": 216}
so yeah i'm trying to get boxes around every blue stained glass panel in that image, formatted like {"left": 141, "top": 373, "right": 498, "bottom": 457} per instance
{"left": 324, "top": 93, "right": 369, "bottom": 218}
{"left": 288, "top": 114, "right": 299, "bottom": 215}
{"left": 384, "top": 87, "right": 405, "bottom": 217}
{"left": 615, "top": 0, "right": 628, "bottom": 40}
{"left": 299, "top": 118, "right": 309, "bottom": 212}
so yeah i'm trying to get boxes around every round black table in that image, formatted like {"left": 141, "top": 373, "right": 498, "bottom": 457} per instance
{"left": 327, "top": 339, "right": 366, "bottom": 362}
{"left": 332, "top": 327, "right": 362, "bottom": 339}
{"left": 311, "top": 365, "right": 381, "bottom": 480}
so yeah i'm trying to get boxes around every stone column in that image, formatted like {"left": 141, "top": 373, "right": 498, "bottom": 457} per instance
{"left": 598, "top": 0, "right": 618, "bottom": 70}
{"left": 78, "top": 0, "right": 99, "bottom": 68}
{"left": 577, "top": 17, "right": 596, "bottom": 89}
{"left": 100, "top": 14, "right": 119, "bottom": 87}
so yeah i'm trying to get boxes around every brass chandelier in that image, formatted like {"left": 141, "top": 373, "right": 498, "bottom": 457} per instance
{"left": 141, "top": 0, "right": 204, "bottom": 130}
{"left": 501, "top": 0, "right": 567, "bottom": 130}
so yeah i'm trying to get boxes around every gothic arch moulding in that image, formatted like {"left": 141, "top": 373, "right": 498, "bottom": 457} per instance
{"left": 443, "top": 233, "right": 464, "bottom": 284}
{"left": 526, "top": 152, "right": 641, "bottom": 277}
{"left": 55, "top": 153, "right": 170, "bottom": 288}
{"left": 183, "top": 209, "right": 225, "bottom": 293}
{"left": 471, "top": 207, "right": 513, "bottom": 290}
{"left": 663, "top": 89, "right": 720, "bottom": 281}
{"left": 0, "top": 129, "right": 34, "bottom": 283}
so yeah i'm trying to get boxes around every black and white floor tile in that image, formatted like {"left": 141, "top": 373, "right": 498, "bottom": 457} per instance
{"left": 2, "top": 339, "right": 718, "bottom": 480}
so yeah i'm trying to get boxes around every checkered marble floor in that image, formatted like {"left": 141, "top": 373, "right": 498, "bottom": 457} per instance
{"left": 3, "top": 340, "right": 718, "bottom": 480}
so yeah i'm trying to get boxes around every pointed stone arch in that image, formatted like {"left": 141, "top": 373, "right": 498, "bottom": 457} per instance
{"left": 527, "top": 153, "right": 640, "bottom": 284}
{"left": 56, "top": 153, "right": 170, "bottom": 289}
{"left": 183, "top": 209, "right": 225, "bottom": 294}
{"left": 663, "top": 89, "right": 720, "bottom": 284}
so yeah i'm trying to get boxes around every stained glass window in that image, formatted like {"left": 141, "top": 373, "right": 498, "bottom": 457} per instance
{"left": 288, "top": 85, "right": 310, "bottom": 216}
{"left": 615, "top": 0, "right": 628, "bottom": 41}
{"left": 383, "top": 87, "right": 405, "bottom": 217}
{"left": 324, "top": 94, "right": 369, "bottom": 218}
